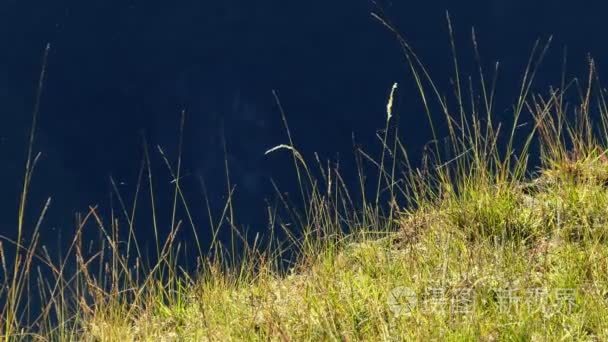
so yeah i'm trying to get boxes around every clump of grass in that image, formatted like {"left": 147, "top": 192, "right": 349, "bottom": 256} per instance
{"left": 441, "top": 182, "right": 543, "bottom": 243}
{"left": 4, "top": 14, "right": 608, "bottom": 341}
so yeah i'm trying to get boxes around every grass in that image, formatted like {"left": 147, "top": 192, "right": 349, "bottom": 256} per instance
{"left": 3, "top": 17, "right": 608, "bottom": 340}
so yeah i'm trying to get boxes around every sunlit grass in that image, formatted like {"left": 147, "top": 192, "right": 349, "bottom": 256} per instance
{"left": 3, "top": 16, "right": 608, "bottom": 340}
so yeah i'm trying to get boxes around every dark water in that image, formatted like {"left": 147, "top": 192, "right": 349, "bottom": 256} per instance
{"left": 1, "top": 1, "right": 607, "bottom": 255}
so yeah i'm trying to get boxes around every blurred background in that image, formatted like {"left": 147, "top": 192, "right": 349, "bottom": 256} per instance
{"left": 1, "top": 0, "right": 607, "bottom": 253}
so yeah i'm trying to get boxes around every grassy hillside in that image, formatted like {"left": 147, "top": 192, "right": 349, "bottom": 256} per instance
{"left": 3, "top": 29, "right": 608, "bottom": 340}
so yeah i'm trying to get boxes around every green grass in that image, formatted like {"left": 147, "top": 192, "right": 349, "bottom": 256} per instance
{"left": 4, "top": 20, "right": 608, "bottom": 341}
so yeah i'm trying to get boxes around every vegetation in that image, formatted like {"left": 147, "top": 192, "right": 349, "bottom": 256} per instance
{"left": 3, "top": 18, "right": 608, "bottom": 340}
